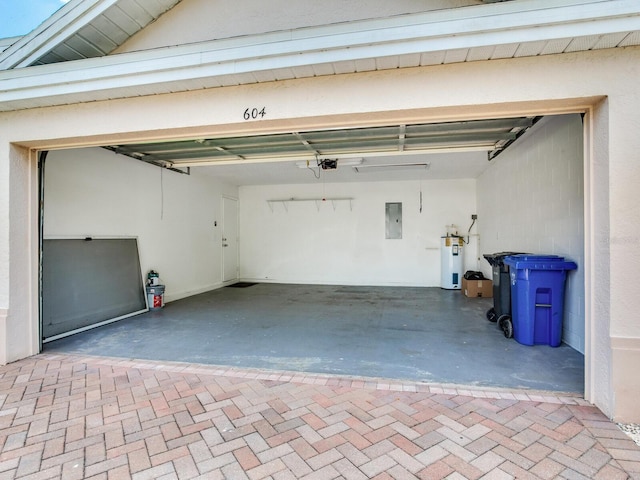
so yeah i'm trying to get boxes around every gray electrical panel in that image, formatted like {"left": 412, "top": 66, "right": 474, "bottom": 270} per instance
{"left": 385, "top": 202, "right": 402, "bottom": 239}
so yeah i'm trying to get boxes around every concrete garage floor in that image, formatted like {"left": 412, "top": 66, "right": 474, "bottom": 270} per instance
{"left": 44, "top": 283, "right": 584, "bottom": 393}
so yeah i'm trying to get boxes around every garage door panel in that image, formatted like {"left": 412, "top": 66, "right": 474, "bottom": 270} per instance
{"left": 42, "top": 238, "right": 146, "bottom": 340}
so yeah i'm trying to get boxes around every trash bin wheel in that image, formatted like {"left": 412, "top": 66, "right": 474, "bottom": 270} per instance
{"left": 498, "top": 315, "right": 513, "bottom": 339}
{"left": 486, "top": 307, "right": 498, "bottom": 323}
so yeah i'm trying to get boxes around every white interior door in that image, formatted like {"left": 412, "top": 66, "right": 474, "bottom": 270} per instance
{"left": 222, "top": 196, "right": 239, "bottom": 282}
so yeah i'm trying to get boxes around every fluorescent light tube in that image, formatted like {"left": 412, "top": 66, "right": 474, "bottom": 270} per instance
{"left": 354, "top": 162, "right": 430, "bottom": 173}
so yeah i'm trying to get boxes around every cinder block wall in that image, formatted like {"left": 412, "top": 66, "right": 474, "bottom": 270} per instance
{"left": 477, "top": 114, "right": 585, "bottom": 352}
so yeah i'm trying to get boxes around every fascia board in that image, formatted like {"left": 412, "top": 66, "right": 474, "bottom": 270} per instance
{"left": 0, "top": 36, "right": 23, "bottom": 53}
{"left": 0, "top": 0, "right": 120, "bottom": 71}
{"left": 0, "top": 0, "right": 634, "bottom": 72}
{"left": 0, "top": 0, "right": 639, "bottom": 110}
{"left": 286, "top": 0, "right": 640, "bottom": 40}
{"left": 0, "top": 0, "right": 631, "bottom": 71}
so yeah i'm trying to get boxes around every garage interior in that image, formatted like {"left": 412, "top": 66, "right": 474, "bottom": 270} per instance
{"left": 40, "top": 113, "right": 585, "bottom": 394}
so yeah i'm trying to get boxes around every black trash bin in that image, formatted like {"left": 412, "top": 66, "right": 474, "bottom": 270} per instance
{"left": 483, "top": 252, "right": 525, "bottom": 334}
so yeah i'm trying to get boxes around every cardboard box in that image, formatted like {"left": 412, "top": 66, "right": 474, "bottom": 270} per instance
{"left": 462, "top": 278, "right": 493, "bottom": 298}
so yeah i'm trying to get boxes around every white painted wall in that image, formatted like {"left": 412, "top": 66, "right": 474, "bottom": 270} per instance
{"left": 477, "top": 114, "right": 584, "bottom": 352}
{"left": 44, "top": 148, "right": 237, "bottom": 302}
{"left": 239, "top": 180, "right": 477, "bottom": 286}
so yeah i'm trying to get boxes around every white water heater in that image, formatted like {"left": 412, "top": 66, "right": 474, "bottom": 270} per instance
{"left": 441, "top": 236, "right": 464, "bottom": 289}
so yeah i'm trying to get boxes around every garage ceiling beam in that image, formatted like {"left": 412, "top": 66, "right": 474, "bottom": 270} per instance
{"left": 488, "top": 115, "right": 542, "bottom": 160}
{"left": 163, "top": 145, "right": 498, "bottom": 168}
{"left": 293, "top": 133, "right": 321, "bottom": 158}
{"left": 103, "top": 146, "right": 190, "bottom": 174}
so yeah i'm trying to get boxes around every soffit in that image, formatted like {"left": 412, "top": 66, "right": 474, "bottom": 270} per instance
{"left": 0, "top": 0, "right": 182, "bottom": 70}
{"left": 34, "top": 0, "right": 182, "bottom": 66}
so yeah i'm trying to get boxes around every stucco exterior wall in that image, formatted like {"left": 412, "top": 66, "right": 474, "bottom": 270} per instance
{"left": 0, "top": 140, "right": 9, "bottom": 364}
{"left": 0, "top": 46, "right": 639, "bottom": 420}
{"left": 115, "top": 0, "right": 482, "bottom": 54}
{"left": 0, "top": 145, "right": 8, "bottom": 311}
{"left": 588, "top": 99, "right": 613, "bottom": 419}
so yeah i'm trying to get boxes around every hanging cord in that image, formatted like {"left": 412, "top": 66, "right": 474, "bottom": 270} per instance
{"left": 419, "top": 177, "right": 423, "bottom": 213}
{"left": 322, "top": 163, "right": 327, "bottom": 200}
{"left": 466, "top": 217, "right": 476, "bottom": 244}
{"left": 307, "top": 157, "right": 321, "bottom": 180}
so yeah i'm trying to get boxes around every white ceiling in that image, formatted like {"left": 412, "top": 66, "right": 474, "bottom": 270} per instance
{"left": 195, "top": 150, "right": 489, "bottom": 186}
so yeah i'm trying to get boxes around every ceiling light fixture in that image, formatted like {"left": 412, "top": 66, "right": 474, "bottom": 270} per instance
{"left": 353, "top": 162, "right": 431, "bottom": 173}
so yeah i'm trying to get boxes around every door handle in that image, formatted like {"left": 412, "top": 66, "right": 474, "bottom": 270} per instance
{"left": 222, "top": 243, "right": 228, "bottom": 247}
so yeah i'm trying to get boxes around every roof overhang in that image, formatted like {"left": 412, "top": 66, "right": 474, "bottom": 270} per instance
{"left": 0, "top": 0, "right": 181, "bottom": 70}
{"left": 0, "top": 36, "right": 22, "bottom": 54}
{"left": 1, "top": 0, "right": 639, "bottom": 113}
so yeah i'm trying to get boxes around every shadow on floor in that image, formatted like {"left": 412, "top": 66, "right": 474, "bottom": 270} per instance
{"left": 44, "top": 283, "right": 584, "bottom": 393}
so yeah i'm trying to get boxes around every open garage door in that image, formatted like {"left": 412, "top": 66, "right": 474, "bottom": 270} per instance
{"left": 39, "top": 113, "right": 585, "bottom": 394}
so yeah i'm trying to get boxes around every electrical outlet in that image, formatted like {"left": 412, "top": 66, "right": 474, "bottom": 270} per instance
{"left": 471, "top": 214, "right": 478, "bottom": 220}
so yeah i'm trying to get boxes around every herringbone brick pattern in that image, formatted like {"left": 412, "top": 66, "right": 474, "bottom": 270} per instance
{"left": 0, "top": 354, "right": 638, "bottom": 479}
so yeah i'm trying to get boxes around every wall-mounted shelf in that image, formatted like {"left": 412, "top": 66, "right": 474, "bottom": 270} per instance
{"left": 267, "top": 197, "right": 354, "bottom": 212}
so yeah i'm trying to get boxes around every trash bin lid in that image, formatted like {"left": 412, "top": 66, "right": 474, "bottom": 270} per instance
{"left": 504, "top": 254, "right": 577, "bottom": 271}
{"left": 483, "top": 252, "right": 527, "bottom": 266}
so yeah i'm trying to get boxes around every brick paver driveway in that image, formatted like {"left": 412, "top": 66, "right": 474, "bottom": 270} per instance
{"left": 0, "top": 354, "right": 638, "bottom": 479}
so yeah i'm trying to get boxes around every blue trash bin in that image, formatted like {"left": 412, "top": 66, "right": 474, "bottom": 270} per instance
{"left": 503, "top": 255, "right": 577, "bottom": 347}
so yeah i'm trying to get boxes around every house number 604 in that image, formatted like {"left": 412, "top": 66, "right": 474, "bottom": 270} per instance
{"left": 243, "top": 107, "right": 266, "bottom": 120}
